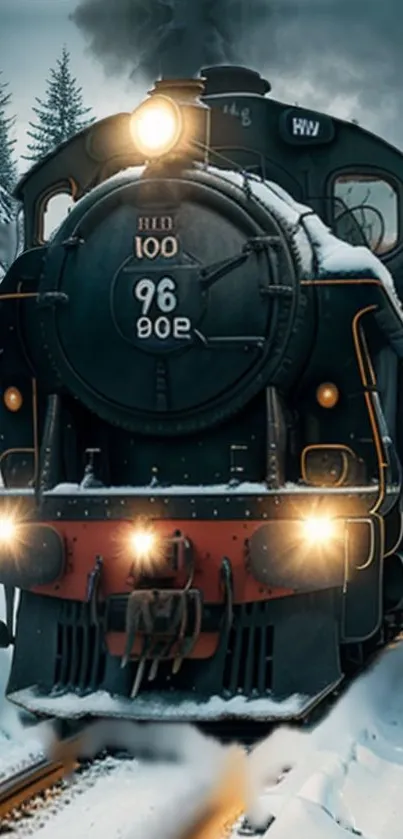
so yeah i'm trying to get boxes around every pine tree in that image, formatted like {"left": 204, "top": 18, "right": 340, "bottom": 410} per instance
{"left": 0, "top": 71, "right": 18, "bottom": 197}
{"left": 0, "top": 185, "right": 14, "bottom": 224}
{"left": 23, "top": 46, "right": 95, "bottom": 163}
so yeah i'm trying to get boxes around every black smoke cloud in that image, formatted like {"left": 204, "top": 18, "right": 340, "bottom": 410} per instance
{"left": 71, "top": 0, "right": 403, "bottom": 146}
{"left": 71, "top": 0, "right": 243, "bottom": 80}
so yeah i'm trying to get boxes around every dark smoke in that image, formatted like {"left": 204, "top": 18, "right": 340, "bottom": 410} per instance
{"left": 71, "top": 0, "right": 403, "bottom": 146}
{"left": 71, "top": 0, "right": 242, "bottom": 80}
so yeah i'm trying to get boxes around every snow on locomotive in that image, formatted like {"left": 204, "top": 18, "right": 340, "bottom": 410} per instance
{"left": 1, "top": 68, "right": 403, "bottom": 722}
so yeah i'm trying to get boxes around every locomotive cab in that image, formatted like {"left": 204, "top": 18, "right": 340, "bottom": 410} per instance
{"left": 2, "top": 69, "right": 403, "bottom": 722}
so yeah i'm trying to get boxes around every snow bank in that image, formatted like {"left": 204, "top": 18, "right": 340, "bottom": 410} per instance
{"left": 0, "top": 587, "right": 27, "bottom": 742}
{"left": 244, "top": 635, "right": 403, "bottom": 837}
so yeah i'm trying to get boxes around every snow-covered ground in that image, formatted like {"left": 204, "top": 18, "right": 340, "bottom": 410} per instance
{"left": 1, "top": 722, "right": 246, "bottom": 839}
{"left": 0, "top": 588, "right": 46, "bottom": 778}
{"left": 0, "top": 588, "right": 24, "bottom": 740}
{"left": 244, "top": 635, "right": 403, "bottom": 839}
{"left": 3, "top": 585, "right": 403, "bottom": 839}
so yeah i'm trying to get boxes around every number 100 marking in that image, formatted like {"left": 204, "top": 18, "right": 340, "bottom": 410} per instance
{"left": 134, "top": 235, "right": 178, "bottom": 260}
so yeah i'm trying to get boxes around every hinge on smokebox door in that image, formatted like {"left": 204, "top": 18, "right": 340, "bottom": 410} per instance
{"left": 121, "top": 533, "right": 203, "bottom": 698}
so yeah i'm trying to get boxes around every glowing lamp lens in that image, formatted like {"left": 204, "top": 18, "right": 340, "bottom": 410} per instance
{"left": 130, "top": 529, "right": 155, "bottom": 559}
{"left": 130, "top": 95, "right": 182, "bottom": 158}
{"left": 302, "top": 516, "right": 336, "bottom": 545}
{"left": 4, "top": 387, "right": 23, "bottom": 412}
{"left": 0, "top": 516, "right": 16, "bottom": 545}
{"left": 316, "top": 382, "right": 339, "bottom": 409}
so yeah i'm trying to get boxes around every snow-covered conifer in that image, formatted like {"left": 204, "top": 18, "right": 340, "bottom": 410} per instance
{"left": 23, "top": 46, "right": 95, "bottom": 163}
{"left": 0, "top": 71, "right": 17, "bottom": 198}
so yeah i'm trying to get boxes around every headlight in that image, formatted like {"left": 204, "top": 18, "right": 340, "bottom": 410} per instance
{"left": 127, "top": 525, "right": 166, "bottom": 574}
{"left": 301, "top": 516, "right": 337, "bottom": 545}
{"left": 129, "top": 528, "right": 156, "bottom": 560}
{"left": 130, "top": 94, "right": 183, "bottom": 159}
{"left": 0, "top": 516, "right": 17, "bottom": 546}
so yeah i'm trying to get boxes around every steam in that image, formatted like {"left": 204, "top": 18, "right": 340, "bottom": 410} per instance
{"left": 72, "top": 0, "right": 403, "bottom": 147}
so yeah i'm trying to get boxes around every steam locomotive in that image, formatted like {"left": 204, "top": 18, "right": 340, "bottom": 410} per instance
{"left": 2, "top": 65, "right": 403, "bottom": 723}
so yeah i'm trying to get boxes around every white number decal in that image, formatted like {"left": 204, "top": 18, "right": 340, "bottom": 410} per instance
{"left": 173, "top": 317, "right": 192, "bottom": 338}
{"left": 133, "top": 278, "right": 191, "bottom": 342}
{"left": 222, "top": 102, "right": 252, "bottom": 128}
{"left": 136, "top": 316, "right": 153, "bottom": 338}
{"left": 134, "top": 278, "right": 155, "bottom": 315}
{"left": 156, "top": 277, "right": 177, "bottom": 313}
{"left": 135, "top": 235, "right": 178, "bottom": 260}
{"left": 135, "top": 316, "right": 191, "bottom": 341}
{"left": 134, "top": 277, "right": 177, "bottom": 316}
{"left": 154, "top": 316, "right": 171, "bottom": 339}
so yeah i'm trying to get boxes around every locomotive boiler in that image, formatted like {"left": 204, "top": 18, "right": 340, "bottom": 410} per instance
{"left": 1, "top": 68, "right": 403, "bottom": 722}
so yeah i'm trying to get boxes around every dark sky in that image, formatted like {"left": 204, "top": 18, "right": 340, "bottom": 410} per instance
{"left": 71, "top": 0, "right": 402, "bottom": 146}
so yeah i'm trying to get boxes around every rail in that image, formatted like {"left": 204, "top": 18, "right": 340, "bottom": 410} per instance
{"left": 0, "top": 749, "right": 78, "bottom": 820}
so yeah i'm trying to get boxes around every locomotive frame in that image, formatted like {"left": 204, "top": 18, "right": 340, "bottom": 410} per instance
{"left": 2, "top": 66, "right": 403, "bottom": 722}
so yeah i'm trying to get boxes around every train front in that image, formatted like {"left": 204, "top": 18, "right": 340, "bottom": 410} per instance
{"left": 1, "top": 74, "right": 402, "bottom": 722}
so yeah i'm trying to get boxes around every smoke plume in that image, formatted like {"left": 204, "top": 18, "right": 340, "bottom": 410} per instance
{"left": 71, "top": 0, "right": 243, "bottom": 81}
{"left": 71, "top": 0, "right": 403, "bottom": 146}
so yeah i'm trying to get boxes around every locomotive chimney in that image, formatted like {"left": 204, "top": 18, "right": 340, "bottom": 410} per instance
{"left": 150, "top": 77, "right": 206, "bottom": 104}
{"left": 200, "top": 65, "right": 271, "bottom": 97}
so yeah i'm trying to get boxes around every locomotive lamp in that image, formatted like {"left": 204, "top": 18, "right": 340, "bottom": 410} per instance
{"left": 316, "top": 382, "right": 340, "bottom": 409}
{"left": 130, "top": 528, "right": 156, "bottom": 560}
{"left": 3, "top": 386, "right": 23, "bottom": 413}
{"left": 0, "top": 516, "right": 17, "bottom": 546}
{"left": 127, "top": 524, "right": 166, "bottom": 574}
{"left": 302, "top": 516, "right": 337, "bottom": 545}
{"left": 129, "top": 78, "right": 210, "bottom": 162}
{"left": 130, "top": 95, "right": 183, "bottom": 159}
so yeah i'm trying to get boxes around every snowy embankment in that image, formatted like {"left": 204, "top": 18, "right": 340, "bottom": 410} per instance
{"left": 244, "top": 635, "right": 403, "bottom": 839}
{"left": 0, "top": 588, "right": 45, "bottom": 775}
{"left": 0, "top": 587, "right": 21, "bottom": 740}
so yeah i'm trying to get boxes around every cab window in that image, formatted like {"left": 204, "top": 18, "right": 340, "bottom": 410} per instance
{"left": 332, "top": 174, "right": 398, "bottom": 256}
{"left": 43, "top": 192, "right": 75, "bottom": 242}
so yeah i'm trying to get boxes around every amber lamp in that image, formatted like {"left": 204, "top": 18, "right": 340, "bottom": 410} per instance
{"left": 316, "top": 382, "right": 339, "bottom": 409}
{"left": 4, "top": 387, "right": 23, "bottom": 412}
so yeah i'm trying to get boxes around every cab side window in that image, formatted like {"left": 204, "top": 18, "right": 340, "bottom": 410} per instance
{"left": 332, "top": 174, "right": 398, "bottom": 256}
{"left": 43, "top": 192, "right": 75, "bottom": 242}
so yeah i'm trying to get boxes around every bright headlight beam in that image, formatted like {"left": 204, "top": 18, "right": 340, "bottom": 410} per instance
{"left": 302, "top": 516, "right": 336, "bottom": 545}
{"left": 130, "top": 529, "right": 155, "bottom": 559}
{"left": 0, "top": 516, "right": 16, "bottom": 545}
{"left": 130, "top": 95, "right": 182, "bottom": 158}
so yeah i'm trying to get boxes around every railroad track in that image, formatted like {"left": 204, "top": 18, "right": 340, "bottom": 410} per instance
{"left": 0, "top": 745, "right": 244, "bottom": 839}
{"left": 0, "top": 742, "right": 79, "bottom": 824}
